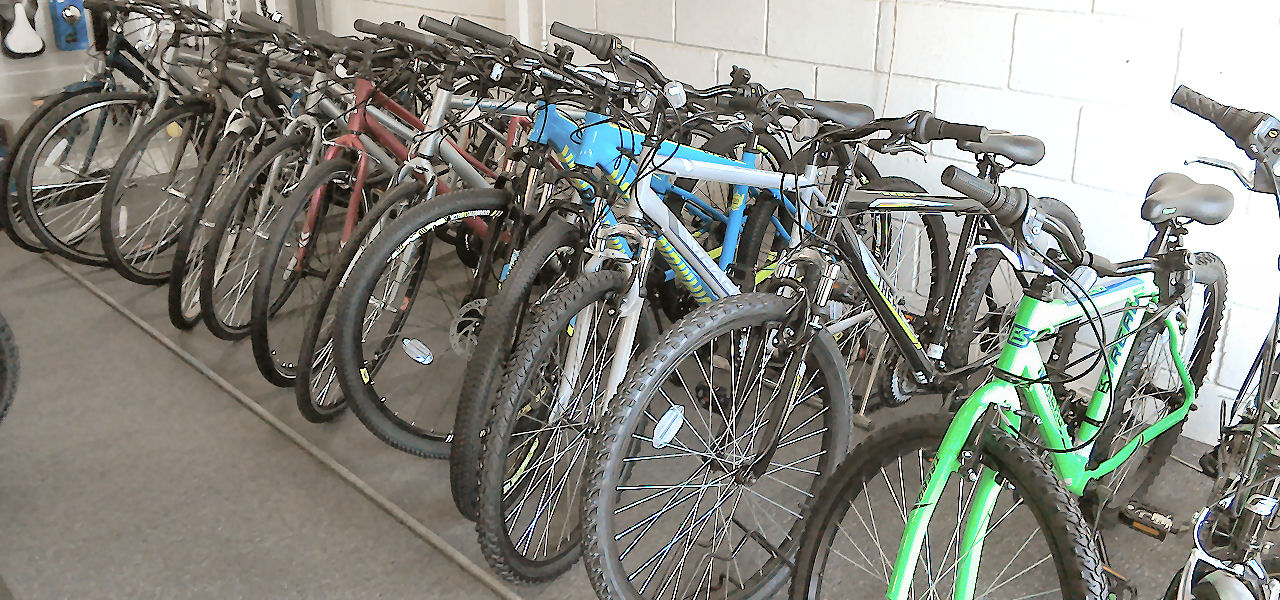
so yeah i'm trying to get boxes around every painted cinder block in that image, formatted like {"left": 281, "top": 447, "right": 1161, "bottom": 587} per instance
{"left": 1010, "top": 12, "right": 1178, "bottom": 105}
{"left": 878, "top": 2, "right": 1014, "bottom": 88}
{"left": 544, "top": 0, "right": 597, "bottom": 31}
{"left": 676, "top": 0, "right": 766, "bottom": 53}
{"left": 633, "top": 39, "right": 718, "bottom": 87}
{"left": 766, "top": 0, "right": 877, "bottom": 69}
{"left": 597, "top": 0, "right": 675, "bottom": 41}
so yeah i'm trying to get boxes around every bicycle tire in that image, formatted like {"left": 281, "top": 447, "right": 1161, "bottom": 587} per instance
{"left": 944, "top": 198, "right": 1085, "bottom": 371}
{"left": 449, "top": 216, "right": 580, "bottom": 520}
{"left": 293, "top": 179, "right": 430, "bottom": 423}
{"left": 333, "top": 189, "right": 512, "bottom": 458}
{"left": 11, "top": 91, "right": 149, "bottom": 265}
{"left": 167, "top": 130, "right": 255, "bottom": 330}
{"left": 199, "top": 132, "right": 308, "bottom": 340}
{"left": 476, "top": 269, "right": 659, "bottom": 583}
{"left": 582, "top": 292, "right": 852, "bottom": 600}
{"left": 790, "top": 413, "right": 1106, "bottom": 599}
{"left": 1087, "top": 251, "right": 1226, "bottom": 505}
{"left": 0, "top": 309, "right": 16, "bottom": 427}
{"left": 2, "top": 86, "right": 100, "bottom": 253}
{"left": 99, "top": 101, "right": 215, "bottom": 284}
{"left": 250, "top": 158, "right": 352, "bottom": 387}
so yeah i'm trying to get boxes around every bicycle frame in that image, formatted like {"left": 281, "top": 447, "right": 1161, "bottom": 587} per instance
{"left": 887, "top": 272, "right": 1194, "bottom": 600}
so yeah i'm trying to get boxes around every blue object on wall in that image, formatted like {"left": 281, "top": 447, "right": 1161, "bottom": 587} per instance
{"left": 49, "top": 0, "right": 86, "bottom": 51}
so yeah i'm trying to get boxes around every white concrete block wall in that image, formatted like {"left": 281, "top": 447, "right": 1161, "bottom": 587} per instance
{"left": 354, "top": 0, "right": 1280, "bottom": 442}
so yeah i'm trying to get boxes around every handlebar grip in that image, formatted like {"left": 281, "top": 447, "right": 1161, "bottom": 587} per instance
{"left": 549, "top": 21, "right": 622, "bottom": 61}
{"left": 83, "top": 0, "right": 111, "bottom": 11}
{"left": 941, "top": 165, "right": 1027, "bottom": 226}
{"left": 549, "top": 22, "right": 590, "bottom": 46}
{"left": 418, "top": 15, "right": 453, "bottom": 37}
{"left": 238, "top": 11, "right": 285, "bottom": 34}
{"left": 1171, "top": 84, "right": 1266, "bottom": 153}
{"left": 452, "top": 16, "right": 514, "bottom": 48}
{"left": 380, "top": 22, "right": 432, "bottom": 47}
{"left": 918, "top": 116, "right": 988, "bottom": 143}
{"left": 353, "top": 19, "right": 380, "bottom": 36}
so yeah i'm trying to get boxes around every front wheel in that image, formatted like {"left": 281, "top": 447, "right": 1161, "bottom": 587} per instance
{"left": 791, "top": 414, "right": 1107, "bottom": 599}
{"left": 582, "top": 293, "right": 852, "bottom": 600}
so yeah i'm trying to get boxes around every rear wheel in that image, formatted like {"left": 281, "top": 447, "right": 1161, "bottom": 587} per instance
{"left": 332, "top": 189, "right": 512, "bottom": 459}
{"left": 199, "top": 133, "right": 309, "bottom": 340}
{"left": 167, "top": 130, "right": 257, "bottom": 329}
{"left": 100, "top": 102, "right": 214, "bottom": 284}
{"left": 1085, "top": 251, "right": 1226, "bottom": 517}
{"left": 250, "top": 158, "right": 356, "bottom": 387}
{"left": 293, "top": 179, "right": 432, "bottom": 423}
{"left": 11, "top": 91, "right": 148, "bottom": 265}
{"left": 2, "top": 86, "right": 102, "bottom": 253}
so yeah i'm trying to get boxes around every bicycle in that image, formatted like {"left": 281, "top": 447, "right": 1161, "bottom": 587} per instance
{"left": 779, "top": 123, "right": 1230, "bottom": 597}
{"left": 4, "top": 0, "right": 211, "bottom": 261}
{"left": 1161, "top": 87, "right": 1280, "bottom": 600}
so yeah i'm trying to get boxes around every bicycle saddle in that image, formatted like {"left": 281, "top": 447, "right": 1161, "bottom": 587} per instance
{"left": 957, "top": 133, "right": 1044, "bottom": 166}
{"left": 0, "top": 0, "right": 44, "bottom": 58}
{"left": 796, "top": 98, "right": 874, "bottom": 128}
{"left": 1140, "top": 172, "right": 1234, "bottom": 225}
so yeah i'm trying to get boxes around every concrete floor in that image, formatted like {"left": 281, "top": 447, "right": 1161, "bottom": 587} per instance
{"left": 0, "top": 234, "right": 1220, "bottom": 599}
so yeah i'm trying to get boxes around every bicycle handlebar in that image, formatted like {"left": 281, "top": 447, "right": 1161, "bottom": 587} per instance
{"left": 453, "top": 16, "right": 515, "bottom": 49}
{"left": 418, "top": 15, "right": 453, "bottom": 37}
{"left": 238, "top": 11, "right": 284, "bottom": 35}
{"left": 1172, "top": 85, "right": 1268, "bottom": 157}
{"left": 550, "top": 22, "right": 624, "bottom": 62}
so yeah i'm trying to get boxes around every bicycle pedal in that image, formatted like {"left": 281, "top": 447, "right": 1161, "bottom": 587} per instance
{"left": 1100, "top": 564, "right": 1138, "bottom": 600}
{"left": 1119, "top": 502, "right": 1176, "bottom": 540}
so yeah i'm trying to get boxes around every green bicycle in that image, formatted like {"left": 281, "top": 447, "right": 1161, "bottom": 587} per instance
{"left": 789, "top": 163, "right": 1231, "bottom": 599}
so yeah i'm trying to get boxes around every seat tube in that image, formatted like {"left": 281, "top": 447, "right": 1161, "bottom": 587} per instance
{"left": 718, "top": 149, "right": 757, "bottom": 271}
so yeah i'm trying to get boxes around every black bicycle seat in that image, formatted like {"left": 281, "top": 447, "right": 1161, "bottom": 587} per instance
{"left": 957, "top": 133, "right": 1045, "bottom": 166}
{"left": 795, "top": 98, "right": 874, "bottom": 128}
{"left": 1141, "top": 172, "right": 1234, "bottom": 225}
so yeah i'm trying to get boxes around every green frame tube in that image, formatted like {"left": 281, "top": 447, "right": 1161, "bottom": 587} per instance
{"left": 886, "top": 273, "right": 1193, "bottom": 599}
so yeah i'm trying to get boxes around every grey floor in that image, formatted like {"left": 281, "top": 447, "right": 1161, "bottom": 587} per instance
{"left": 0, "top": 235, "right": 1219, "bottom": 599}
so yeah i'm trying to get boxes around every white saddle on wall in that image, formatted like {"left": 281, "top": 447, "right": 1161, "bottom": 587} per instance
{"left": 4, "top": 1, "right": 45, "bottom": 57}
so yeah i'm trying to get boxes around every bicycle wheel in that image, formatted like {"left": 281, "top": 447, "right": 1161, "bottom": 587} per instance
{"left": 167, "top": 130, "right": 257, "bottom": 330}
{"left": 1085, "top": 251, "right": 1226, "bottom": 511}
{"left": 11, "top": 91, "right": 149, "bottom": 265}
{"left": 945, "top": 198, "right": 1084, "bottom": 375}
{"left": 582, "top": 292, "right": 852, "bottom": 600}
{"left": 332, "top": 189, "right": 512, "bottom": 459}
{"left": 100, "top": 101, "right": 215, "bottom": 284}
{"left": 477, "top": 270, "right": 658, "bottom": 582}
{"left": 199, "top": 133, "right": 308, "bottom": 340}
{"left": 294, "top": 179, "right": 430, "bottom": 423}
{"left": 0, "top": 309, "right": 16, "bottom": 427}
{"left": 250, "top": 158, "right": 356, "bottom": 387}
{"left": 790, "top": 414, "right": 1106, "bottom": 599}
{"left": 2, "top": 86, "right": 102, "bottom": 253}
{"left": 450, "top": 216, "right": 580, "bottom": 520}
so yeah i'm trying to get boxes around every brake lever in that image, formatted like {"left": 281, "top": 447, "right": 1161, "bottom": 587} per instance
{"left": 1185, "top": 156, "right": 1255, "bottom": 190}
{"left": 867, "top": 136, "right": 926, "bottom": 157}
